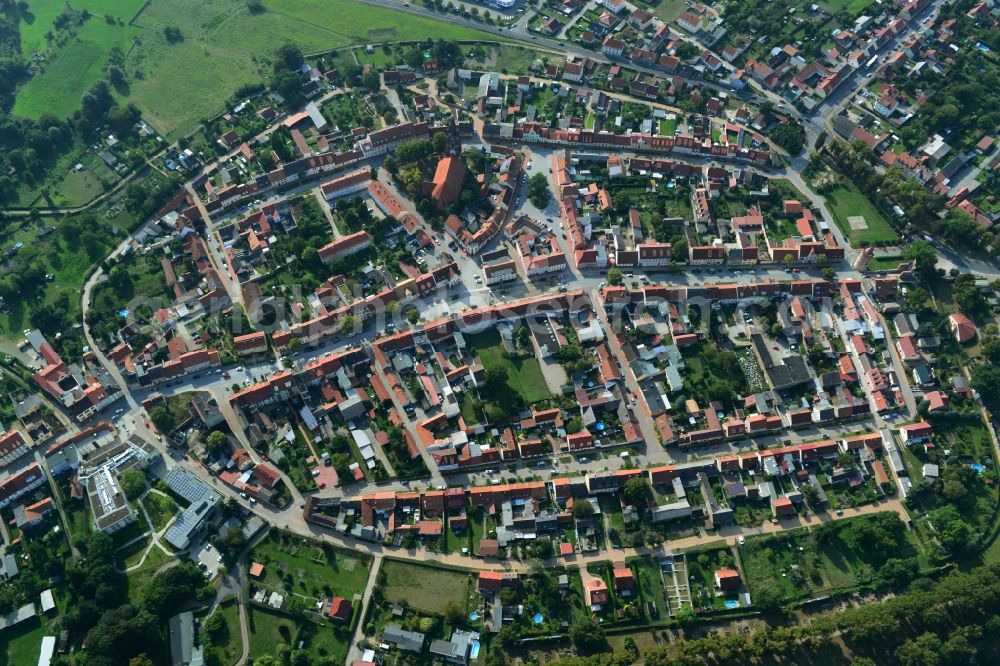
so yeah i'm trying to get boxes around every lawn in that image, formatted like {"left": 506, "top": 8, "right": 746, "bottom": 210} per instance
{"left": 642, "top": 0, "right": 689, "bottom": 22}
{"left": 381, "top": 560, "right": 471, "bottom": 615}
{"left": 658, "top": 116, "right": 677, "bottom": 136}
{"left": 247, "top": 605, "right": 350, "bottom": 665}
{"left": 58, "top": 479, "right": 92, "bottom": 545}
{"left": 467, "top": 329, "right": 551, "bottom": 405}
{"left": 819, "top": 178, "right": 899, "bottom": 245}
{"left": 203, "top": 598, "right": 243, "bottom": 666}
{"left": 867, "top": 254, "right": 905, "bottom": 271}
{"left": 142, "top": 491, "right": 179, "bottom": 532}
{"left": 629, "top": 556, "right": 670, "bottom": 619}
{"left": 0, "top": 615, "right": 47, "bottom": 666}
{"left": 116, "top": 535, "right": 151, "bottom": 569}
{"left": 489, "top": 44, "right": 551, "bottom": 75}
{"left": 251, "top": 534, "right": 370, "bottom": 600}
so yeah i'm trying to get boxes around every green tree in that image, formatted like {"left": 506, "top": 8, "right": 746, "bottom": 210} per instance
{"left": 622, "top": 477, "right": 650, "bottom": 507}
{"left": 219, "top": 526, "right": 247, "bottom": 555}
{"left": 340, "top": 315, "right": 358, "bottom": 336}
{"left": 203, "top": 612, "right": 227, "bottom": 639}
{"left": 204, "top": 431, "right": 227, "bottom": 459}
{"left": 163, "top": 25, "right": 183, "bottom": 43}
{"left": 571, "top": 500, "right": 595, "bottom": 519}
{"left": 895, "top": 632, "right": 942, "bottom": 666}
{"left": 929, "top": 504, "right": 974, "bottom": 555}
{"left": 274, "top": 43, "right": 304, "bottom": 71}
{"left": 607, "top": 267, "right": 623, "bottom": 286}
{"left": 407, "top": 309, "right": 420, "bottom": 325}
{"left": 971, "top": 364, "right": 1000, "bottom": 408}
{"left": 119, "top": 468, "right": 146, "bottom": 500}
{"left": 770, "top": 120, "right": 806, "bottom": 154}
{"left": 903, "top": 239, "right": 938, "bottom": 275}
{"left": 800, "top": 482, "right": 820, "bottom": 508}
{"left": 527, "top": 173, "right": 550, "bottom": 209}
{"left": 568, "top": 617, "right": 606, "bottom": 654}
{"left": 432, "top": 131, "right": 449, "bottom": 154}
{"left": 953, "top": 274, "right": 987, "bottom": 319}
{"left": 400, "top": 166, "right": 423, "bottom": 197}
{"left": 443, "top": 600, "right": 464, "bottom": 626}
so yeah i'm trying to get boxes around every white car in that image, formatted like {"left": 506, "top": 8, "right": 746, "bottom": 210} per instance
{"left": 738, "top": 536, "right": 745, "bottom": 545}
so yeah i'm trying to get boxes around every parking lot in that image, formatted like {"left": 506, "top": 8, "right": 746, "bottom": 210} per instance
{"left": 194, "top": 541, "right": 224, "bottom": 579}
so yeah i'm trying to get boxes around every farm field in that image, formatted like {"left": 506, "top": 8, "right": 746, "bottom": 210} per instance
{"left": 380, "top": 560, "right": 472, "bottom": 615}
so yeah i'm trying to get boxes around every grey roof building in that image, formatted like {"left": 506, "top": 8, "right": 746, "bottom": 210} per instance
{"left": 383, "top": 624, "right": 426, "bottom": 653}
{"left": 169, "top": 611, "right": 205, "bottom": 666}
{"left": 163, "top": 468, "right": 221, "bottom": 551}
{"left": 430, "top": 630, "right": 474, "bottom": 665}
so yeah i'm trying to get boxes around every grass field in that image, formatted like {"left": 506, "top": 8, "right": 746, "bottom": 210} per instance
{"left": 251, "top": 535, "right": 370, "bottom": 600}
{"left": 739, "top": 513, "right": 922, "bottom": 606}
{"left": 381, "top": 560, "right": 471, "bottom": 615}
{"left": 14, "top": 0, "right": 501, "bottom": 136}
{"left": 13, "top": 0, "right": 143, "bottom": 118}
{"left": 126, "top": 0, "right": 494, "bottom": 138}
{"left": 467, "top": 329, "right": 551, "bottom": 405}
{"left": 819, "top": 178, "right": 899, "bottom": 245}
{"left": 247, "top": 605, "right": 350, "bottom": 664}
{"left": 0, "top": 193, "right": 140, "bottom": 342}
{"left": 641, "top": 0, "right": 689, "bottom": 22}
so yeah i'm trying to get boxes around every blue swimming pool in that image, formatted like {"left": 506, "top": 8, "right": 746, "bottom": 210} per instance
{"left": 469, "top": 611, "right": 479, "bottom": 621}
{"left": 595, "top": 422, "right": 606, "bottom": 431}
{"left": 972, "top": 464, "right": 985, "bottom": 474}
{"left": 724, "top": 600, "right": 739, "bottom": 609}
{"left": 533, "top": 612, "right": 544, "bottom": 624}
{"left": 470, "top": 640, "right": 481, "bottom": 659}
